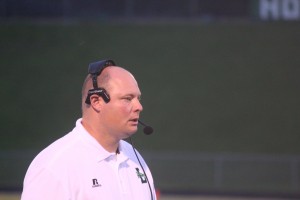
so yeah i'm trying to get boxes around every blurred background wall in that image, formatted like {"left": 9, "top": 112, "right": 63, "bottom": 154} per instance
{"left": 0, "top": 0, "right": 300, "bottom": 198}
{"left": 1, "top": 0, "right": 300, "bottom": 21}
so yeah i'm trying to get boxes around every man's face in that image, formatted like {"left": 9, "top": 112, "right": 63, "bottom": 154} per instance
{"left": 100, "top": 69, "right": 143, "bottom": 139}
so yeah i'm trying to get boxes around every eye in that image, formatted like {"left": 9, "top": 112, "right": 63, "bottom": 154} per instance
{"left": 123, "top": 96, "right": 133, "bottom": 101}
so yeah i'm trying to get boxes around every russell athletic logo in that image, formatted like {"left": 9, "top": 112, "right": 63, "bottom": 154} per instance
{"left": 92, "top": 179, "right": 101, "bottom": 187}
{"left": 135, "top": 168, "right": 147, "bottom": 184}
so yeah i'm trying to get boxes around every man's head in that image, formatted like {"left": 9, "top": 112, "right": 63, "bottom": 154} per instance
{"left": 82, "top": 65, "right": 143, "bottom": 140}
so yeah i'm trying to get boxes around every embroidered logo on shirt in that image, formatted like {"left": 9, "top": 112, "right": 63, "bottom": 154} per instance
{"left": 135, "top": 168, "right": 147, "bottom": 184}
{"left": 92, "top": 178, "right": 101, "bottom": 187}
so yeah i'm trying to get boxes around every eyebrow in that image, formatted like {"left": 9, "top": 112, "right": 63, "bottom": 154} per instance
{"left": 121, "top": 92, "right": 141, "bottom": 98}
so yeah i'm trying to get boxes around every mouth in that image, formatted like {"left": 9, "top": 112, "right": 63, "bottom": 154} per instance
{"left": 129, "top": 118, "right": 139, "bottom": 125}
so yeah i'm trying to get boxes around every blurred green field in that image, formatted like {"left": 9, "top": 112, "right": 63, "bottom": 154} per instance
{"left": 0, "top": 193, "right": 19, "bottom": 200}
{"left": 0, "top": 20, "right": 300, "bottom": 194}
{"left": 0, "top": 21, "right": 299, "bottom": 153}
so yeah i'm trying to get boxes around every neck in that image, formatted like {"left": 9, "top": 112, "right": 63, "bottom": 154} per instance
{"left": 81, "top": 118, "right": 119, "bottom": 153}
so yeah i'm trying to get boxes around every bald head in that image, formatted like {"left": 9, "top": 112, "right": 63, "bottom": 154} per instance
{"left": 81, "top": 67, "right": 138, "bottom": 112}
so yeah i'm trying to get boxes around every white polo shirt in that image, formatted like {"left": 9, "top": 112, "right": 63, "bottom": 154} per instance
{"left": 21, "top": 119, "right": 156, "bottom": 200}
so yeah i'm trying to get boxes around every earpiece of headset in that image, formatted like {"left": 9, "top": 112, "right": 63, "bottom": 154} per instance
{"left": 85, "top": 59, "right": 116, "bottom": 105}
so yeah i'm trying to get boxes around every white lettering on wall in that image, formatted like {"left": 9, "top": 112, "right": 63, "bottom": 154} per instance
{"left": 259, "top": 0, "right": 300, "bottom": 20}
{"left": 282, "top": 0, "right": 299, "bottom": 19}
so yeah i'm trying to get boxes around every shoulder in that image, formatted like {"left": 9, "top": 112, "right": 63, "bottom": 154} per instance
{"left": 28, "top": 130, "right": 83, "bottom": 171}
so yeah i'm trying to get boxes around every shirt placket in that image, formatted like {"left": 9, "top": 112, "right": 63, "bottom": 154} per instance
{"left": 107, "top": 154, "right": 129, "bottom": 200}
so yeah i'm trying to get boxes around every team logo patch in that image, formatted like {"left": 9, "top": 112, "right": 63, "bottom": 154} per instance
{"left": 135, "top": 168, "right": 147, "bottom": 183}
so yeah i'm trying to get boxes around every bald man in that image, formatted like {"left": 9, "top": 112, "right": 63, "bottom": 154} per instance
{"left": 21, "top": 61, "right": 156, "bottom": 200}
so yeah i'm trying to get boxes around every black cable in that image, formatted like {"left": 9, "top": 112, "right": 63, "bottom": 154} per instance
{"left": 129, "top": 137, "right": 154, "bottom": 200}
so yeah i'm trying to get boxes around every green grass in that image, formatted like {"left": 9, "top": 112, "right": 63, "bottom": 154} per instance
{"left": 0, "top": 193, "right": 20, "bottom": 200}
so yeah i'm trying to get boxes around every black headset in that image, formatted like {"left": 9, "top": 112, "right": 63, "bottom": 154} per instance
{"left": 84, "top": 59, "right": 116, "bottom": 104}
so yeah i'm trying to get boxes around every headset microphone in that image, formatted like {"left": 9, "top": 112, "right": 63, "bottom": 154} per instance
{"left": 138, "top": 120, "right": 154, "bottom": 135}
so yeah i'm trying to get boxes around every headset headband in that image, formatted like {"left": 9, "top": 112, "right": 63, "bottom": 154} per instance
{"left": 85, "top": 59, "right": 116, "bottom": 104}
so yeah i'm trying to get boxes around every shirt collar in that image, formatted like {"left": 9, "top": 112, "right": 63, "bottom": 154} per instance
{"left": 75, "top": 118, "right": 129, "bottom": 163}
{"left": 117, "top": 141, "right": 130, "bottom": 163}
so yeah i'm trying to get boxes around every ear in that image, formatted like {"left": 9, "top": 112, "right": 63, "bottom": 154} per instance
{"left": 89, "top": 94, "right": 105, "bottom": 112}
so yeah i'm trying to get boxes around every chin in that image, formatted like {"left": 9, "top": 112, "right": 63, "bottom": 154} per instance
{"left": 122, "top": 129, "right": 137, "bottom": 139}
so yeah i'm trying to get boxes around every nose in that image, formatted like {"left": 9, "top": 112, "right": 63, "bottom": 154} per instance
{"left": 135, "top": 98, "right": 143, "bottom": 112}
